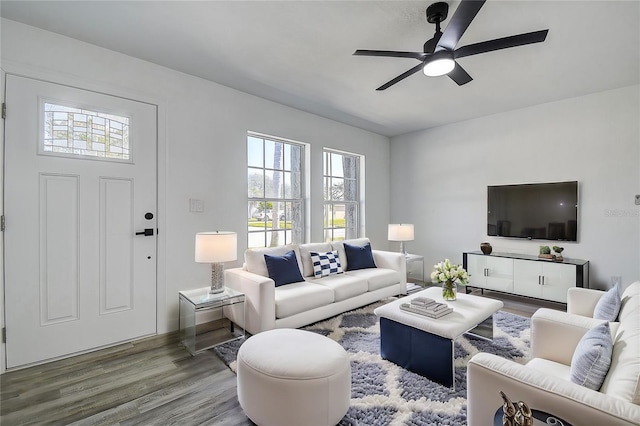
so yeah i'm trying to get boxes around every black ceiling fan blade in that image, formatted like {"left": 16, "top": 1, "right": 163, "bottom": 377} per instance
{"left": 354, "top": 50, "right": 427, "bottom": 60}
{"left": 454, "top": 29, "right": 549, "bottom": 59}
{"left": 437, "top": 0, "right": 486, "bottom": 51}
{"left": 448, "top": 62, "right": 473, "bottom": 86}
{"left": 376, "top": 63, "right": 425, "bottom": 91}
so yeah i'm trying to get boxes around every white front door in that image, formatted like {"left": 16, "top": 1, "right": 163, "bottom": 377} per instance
{"left": 4, "top": 75, "right": 158, "bottom": 368}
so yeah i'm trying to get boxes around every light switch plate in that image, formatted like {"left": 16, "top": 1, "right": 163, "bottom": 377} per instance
{"left": 189, "top": 198, "right": 204, "bottom": 212}
{"left": 635, "top": 194, "right": 640, "bottom": 205}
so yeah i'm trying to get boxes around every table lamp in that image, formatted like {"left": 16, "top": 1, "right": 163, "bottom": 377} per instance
{"left": 195, "top": 231, "right": 237, "bottom": 294}
{"left": 388, "top": 224, "right": 414, "bottom": 256}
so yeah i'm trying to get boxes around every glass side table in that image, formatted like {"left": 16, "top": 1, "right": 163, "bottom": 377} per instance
{"left": 405, "top": 253, "right": 425, "bottom": 294}
{"left": 406, "top": 253, "right": 425, "bottom": 282}
{"left": 179, "top": 286, "right": 245, "bottom": 355}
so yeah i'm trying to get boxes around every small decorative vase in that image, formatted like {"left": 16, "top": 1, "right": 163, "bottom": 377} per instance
{"left": 480, "top": 242, "right": 492, "bottom": 255}
{"left": 442, "top": 281, "right": 457, "bottom": 301}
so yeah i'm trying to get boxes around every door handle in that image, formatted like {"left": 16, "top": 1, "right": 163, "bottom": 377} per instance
{"left": 135, "top": 228, "right": 154, "bottom": 236}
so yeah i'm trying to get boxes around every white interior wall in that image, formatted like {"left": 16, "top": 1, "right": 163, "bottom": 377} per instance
{"left": 0, "top": 19, "right": 391, "bottom": 372}
{"left": 390, "top": 85, "right": 640, "bottom": 290}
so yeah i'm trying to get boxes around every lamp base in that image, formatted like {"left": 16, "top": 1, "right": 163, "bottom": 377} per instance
{"left": 400, "top": 241, "right": 408, "bottom": 257}
{"left": 210, "top": 262, "right": 225, "bottom": 294}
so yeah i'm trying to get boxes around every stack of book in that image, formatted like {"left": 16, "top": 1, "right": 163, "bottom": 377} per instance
{"left": 400, "top": 297, "right": 453, "bottom": 318}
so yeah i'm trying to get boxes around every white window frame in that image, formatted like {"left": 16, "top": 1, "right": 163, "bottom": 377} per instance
{"left": 247, "top": 132, "right": 306, "bottom": 248}
{"left": 323, "top": 148, "right": 362, "bottom": 242}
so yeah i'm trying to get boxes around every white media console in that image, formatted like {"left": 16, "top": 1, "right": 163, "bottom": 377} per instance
{"left": 462, "top": 251, "right": 589, "bottom": 303}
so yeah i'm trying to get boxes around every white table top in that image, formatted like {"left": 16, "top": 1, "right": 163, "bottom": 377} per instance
{"left": 374, "top": 287, "right": 504, "bottom": 340}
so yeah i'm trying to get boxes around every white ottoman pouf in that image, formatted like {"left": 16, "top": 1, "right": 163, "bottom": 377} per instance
{"left": 237, "top": 328, "right": 351, "bottom": 426}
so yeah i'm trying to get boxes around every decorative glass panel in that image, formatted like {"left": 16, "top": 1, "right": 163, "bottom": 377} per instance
{"left": 42, "top": 103, "right": 131, "bottom": 161}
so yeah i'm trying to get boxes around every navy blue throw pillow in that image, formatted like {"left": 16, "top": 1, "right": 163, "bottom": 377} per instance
{"left": 264, "top": 250, "right": 304, "bottom": 287}
{"left": 344, "top": 242, "right": 377, "bottom": 271}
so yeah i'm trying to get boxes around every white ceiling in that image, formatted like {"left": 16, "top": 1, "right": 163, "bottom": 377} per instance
{"left": 2, "top": 1, "right": 639, "bottom": 137}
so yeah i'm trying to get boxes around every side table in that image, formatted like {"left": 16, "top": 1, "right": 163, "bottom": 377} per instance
{"left": 406, "top": 253, "right": 425, "bottom": 282}
{"left": 406, "top": 253, "right": 425, "bottom": 293}
{"left": 179, "top": 286, "right": 245, "bottom": 355}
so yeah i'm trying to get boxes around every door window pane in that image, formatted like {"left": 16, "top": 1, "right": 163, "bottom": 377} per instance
{"left": 42, "top": 102, "right": 131, "bottom": 162}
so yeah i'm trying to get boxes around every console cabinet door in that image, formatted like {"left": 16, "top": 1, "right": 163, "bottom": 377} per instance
{"left": 485, "top": 257, "right": 514, "bottom": 292}
{"left": 513, "top": 260, "right": 543, "bottom": 299}
{"left": 467, "top": 254, "right": 513, "bottom": 293}
{"left": 541, "top": 262, "right": 576, "bottom": 303}
{"left": 513, "top": 260, "right": 576, "bottom": 303}
{"left": 466, "top": 254, "right": 487, "bottom": 288}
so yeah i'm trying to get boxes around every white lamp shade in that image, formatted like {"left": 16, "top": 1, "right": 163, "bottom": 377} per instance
{"left": 195, "top": 232, "right": 237, "bottom": 263}
{"left": 388, "top": 224, "right": 414, "bottom": 241}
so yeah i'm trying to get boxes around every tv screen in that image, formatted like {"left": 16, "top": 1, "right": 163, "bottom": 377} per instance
{"left": 487, "top": 181, "right": 578, "bottom": 241}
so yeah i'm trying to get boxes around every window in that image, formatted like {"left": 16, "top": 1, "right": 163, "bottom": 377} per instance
{"left": 248, "top": 134, "right": 304, "bottom": 248}
{"left": 323, "top": 150, "right": 360, "bottom": 242}
{"left": 42, "top": 102, "right": 131, "bottom": 161}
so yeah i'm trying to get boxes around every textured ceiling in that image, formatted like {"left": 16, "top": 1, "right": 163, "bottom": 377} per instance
{"left": 2, "top": 1, "right": 639, "bottom": 137}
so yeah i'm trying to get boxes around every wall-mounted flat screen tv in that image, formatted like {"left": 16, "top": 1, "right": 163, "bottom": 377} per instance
{"left": 487, "top": 181, "right": 578, "bottom": 241}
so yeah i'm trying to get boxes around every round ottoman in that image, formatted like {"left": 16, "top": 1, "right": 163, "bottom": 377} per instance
{"left": 237, "top": 328, "right": 351, "bottom": 426}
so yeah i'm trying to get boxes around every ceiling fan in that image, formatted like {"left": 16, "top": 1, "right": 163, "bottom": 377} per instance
{"left": 354, "top": 0, "right": 549, "bottom": 90}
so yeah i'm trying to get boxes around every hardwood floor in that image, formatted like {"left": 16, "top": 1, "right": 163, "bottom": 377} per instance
{"left": 0, "top": 333, "right": 252, "bottom": 426}
{"left": 0, "top": 290, "right": 563, "bottom": 425}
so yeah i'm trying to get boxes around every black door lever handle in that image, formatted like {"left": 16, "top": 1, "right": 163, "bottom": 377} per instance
{"left": 135, "top": 228, "right": 154, "bottom": 236}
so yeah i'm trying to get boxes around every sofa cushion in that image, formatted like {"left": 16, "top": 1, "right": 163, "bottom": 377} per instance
{"left": 343, "top": 242, "right": 377, "bottom": 271}
{"left": 307, "top": 274, "right": 368, "bottom": 302}
{"left": 331, "top": 238, "right": 370, "bottom": 271}
{"left": 310, "top": 250, "right": 343, "bottom": 278}
{"left": 593, "top": 284, "right": 621, "bottom": 321}
{"left": 274, "top": 282, "right": 335, "bottom": 318}
{"left": 344, "top": 268, "right": 400, "bottom": 292}
{"left": 570, "top": 322, "right": 613, "bottom": 391}
{"left": 245, "top": 244, "right": 302, "bottom": 277}
{"left": 299, "top": 242, "right": 333, "bottom": 277}
{"left": 600, "top": 292, "right": 640, "bottom": 403}
{"left": 264, "top": 251, "right": 305, "bottom": 287}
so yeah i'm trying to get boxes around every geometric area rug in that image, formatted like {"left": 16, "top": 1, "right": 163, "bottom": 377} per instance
{"left": 213, "top": 299, "right": 531, "bottom": 426}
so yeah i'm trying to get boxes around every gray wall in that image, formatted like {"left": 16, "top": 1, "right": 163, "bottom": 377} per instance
{"left": 0, "top": 19, "right": 391, "bottom": 371}
{"left": 390, "top": 85, "right": 640, "bottom": 289}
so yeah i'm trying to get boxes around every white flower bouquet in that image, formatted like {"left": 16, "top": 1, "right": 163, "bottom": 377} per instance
{"left": 431, "top": 259, "right": 469, "bottom": 300}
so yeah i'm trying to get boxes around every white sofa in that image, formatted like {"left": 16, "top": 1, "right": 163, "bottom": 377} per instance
{"left": 225, "top": 238, "right": 406, "bottom": 335}
{"left": 467, "top": 281, "right": 640, "bottom": 425}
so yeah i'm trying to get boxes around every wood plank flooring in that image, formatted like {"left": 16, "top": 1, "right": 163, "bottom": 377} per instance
{"left": 0, "top": 290, "right": 563, "bottom": 425}
{"left": 0, "top": 333, "right": 252, "bottom": 425}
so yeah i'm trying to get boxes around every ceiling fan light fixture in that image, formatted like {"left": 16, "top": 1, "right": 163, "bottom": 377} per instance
{"left": 423, "top": 52, "right": 455, "bottom": 76}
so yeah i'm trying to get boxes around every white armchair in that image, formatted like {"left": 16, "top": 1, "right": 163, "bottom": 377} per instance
{"left": 467, "top": 282, "right": 640, "bottom": 426}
